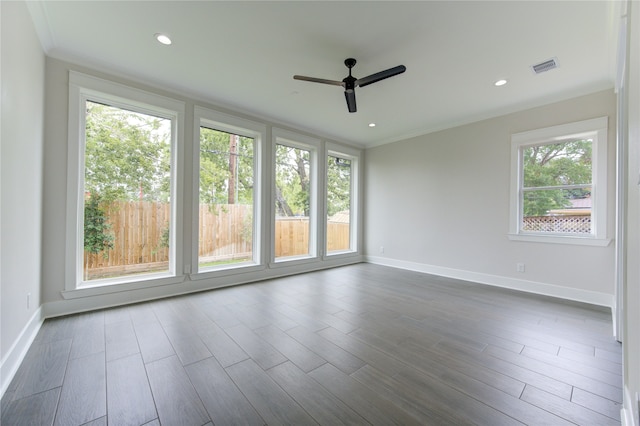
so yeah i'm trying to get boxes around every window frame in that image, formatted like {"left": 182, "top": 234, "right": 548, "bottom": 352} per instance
{"left": 271, "top": 128, "right": 320, "bottom": 265}
{"left": 191, "top": 106, "right": 266, "bottom": 279}
{"left": 64, "top": 71, "right": 186, "bottom": 295}
{"left": 325, "top": 143, "right": 360, "bottom": 257}
{"left": 508, "top": 116, "right": 610, "bottom": 246}
{"left": 63, "top": 71, "right": 364, "bottom": 299}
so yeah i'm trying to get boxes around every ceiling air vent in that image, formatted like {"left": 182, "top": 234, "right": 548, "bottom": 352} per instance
{"left": 531, "top": 58, "right": 558, "bottom": 74}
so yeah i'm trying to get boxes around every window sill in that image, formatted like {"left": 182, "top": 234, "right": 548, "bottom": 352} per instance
{"left": 270, "top": 255, "right": 319, "bottom": 268}
{"left": 190, "top": 263, "right": 265, "bottom": 281}
{"left": 323, "top": 250, "right": 358, "bottom": 260}
{"left": 62, "top": 274, "right": 186, "bottom": 299}
{"left": 507, "top": 233, "right": 612, "bottom": 247}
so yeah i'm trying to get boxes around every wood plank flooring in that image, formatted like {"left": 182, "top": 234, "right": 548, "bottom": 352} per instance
{"left": 1, "top": 264, "right": 622, "bottom": 425}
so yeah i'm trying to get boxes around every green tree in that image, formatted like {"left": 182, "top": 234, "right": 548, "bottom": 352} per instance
{"left": 327, "top": 156, "right": 351, "bottom": 217}
{"left": 522, "top": 140, "right": 592, "bottom": 216}
{"left": 199, "top": 127, "right": 254, "bottom": 205}
{"left": 83, "top": 194, "right": 114, "bottom": 279}
{"left": 275, "top": 145, "right": 309, "bottom": 216}
{"left": 84, "top": 101, "right": 171, "bottom": 203}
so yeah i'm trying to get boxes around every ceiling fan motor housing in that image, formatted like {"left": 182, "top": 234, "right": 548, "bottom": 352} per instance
{"left": 344, "top": 58, "right": 357, "bottom": 68}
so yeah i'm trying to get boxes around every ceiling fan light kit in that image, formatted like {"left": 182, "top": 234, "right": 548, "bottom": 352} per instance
{"left": 294, "top": 58, "right": 406, "bottom": 113}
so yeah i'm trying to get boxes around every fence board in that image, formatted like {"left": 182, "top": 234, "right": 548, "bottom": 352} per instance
{"left": 275, "top": 217, "right": 310, "bottom": 258}
{"left": 85, "top": 202, "right": 350, "bottom": 279}
{"left": 327, "top": 222, "right": 350, "bottom": 253}
{"left": 84, "top": 201, "right": 171, "bottom": 279}
{"left": 199, "top": 204, "right": 252, "bottom": 263}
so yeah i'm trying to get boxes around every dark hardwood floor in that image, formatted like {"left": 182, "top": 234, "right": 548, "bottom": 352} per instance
{"left": 1, "top": 264, "right": 622, "bottom": 425}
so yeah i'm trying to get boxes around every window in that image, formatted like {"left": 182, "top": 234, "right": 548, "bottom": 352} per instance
{"left": 272, "top": 129, "right": 319, "bottom": 262}
{"left": 194, "top": 107, "right": 264, "bottom": 274}
{"left": 509, "top": 117, "right": 609, "bottom": 245}
{"left": 66, "top": 72, "right": 362, "bottom": 295}
{"left": 66, "top": 72, "right": 185, "bottom": 291}
{"left": 326, "top": 148, "right": 358, "bottom": 254}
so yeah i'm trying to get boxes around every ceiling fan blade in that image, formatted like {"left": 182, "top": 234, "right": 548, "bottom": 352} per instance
{"left": 356, "top": 65, "right": 406, "bottom": 88}
{"left": 344, "top": 90, "right": 357, "bottom": 113}
{"left": 293, "top": 75, "right": 344, "bottom": 86}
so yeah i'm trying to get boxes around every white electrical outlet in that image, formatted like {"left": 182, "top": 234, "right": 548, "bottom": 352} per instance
{"left": 379, "top": 246, "right": 384, "bottom": 254}
{"left": 184, "top": 264, "right": 191, "bottom": 274}
{"left": 516, "top": 263, "right": 526, "bottom": 273}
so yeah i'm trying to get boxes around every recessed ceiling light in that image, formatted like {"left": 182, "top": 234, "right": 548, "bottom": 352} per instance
{"left": 368, "top": 123, "right": 376, "bottom": 127}
{"left": 494, "top": 79, "right": 508, "bottom": 87}
{"left": 155, "top": 33, "right": 172, "bottom": 45}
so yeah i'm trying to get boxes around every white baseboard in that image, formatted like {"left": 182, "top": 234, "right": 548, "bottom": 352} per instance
{"left": 622, "top": 387, "right": 638, "bottom": 426}
{"left": 0, "top": 307, "right": 44, "bottom": 399}
{"left": 365, "top": 256, "right": 614, "bottom": 308}
{"left": 43, "top": 255, "right": 364, "bottom": 319}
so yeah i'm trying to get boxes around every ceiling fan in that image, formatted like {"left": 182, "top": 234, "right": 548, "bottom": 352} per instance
{"left": 293, "top": 58, "right": 406, "bottom": 113}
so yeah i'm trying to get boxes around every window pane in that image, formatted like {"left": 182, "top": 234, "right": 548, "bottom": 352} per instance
{"left": 522, "top": 140, "right": 592, "bottom": 188}
{"left": 522, "top": 188, "right": 592, "bottom": 234}
{"left": 199, "top": 127, "right": 255, "bottom": 269}
{"left": 83, "top": 101, "right": 172, "bottom": 281}
{"left": 275, "top": 144, "right": 310, "bottom": 258}
{"left": 327, "top": 155, "right": 351, "bottom": 253}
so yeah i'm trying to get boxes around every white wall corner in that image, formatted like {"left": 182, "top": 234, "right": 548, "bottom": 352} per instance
{"left": 621, "top": 387, "right": 639, "bottom": 426}
{"left": 364, "top": 255, "right": 614, "bottom": 310}
{"left": 0, "top": 307, "right": 44, "bottom": 399}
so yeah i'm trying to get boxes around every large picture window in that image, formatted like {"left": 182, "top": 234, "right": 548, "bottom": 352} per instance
{"left": 509, "top": 117, "right": 609, "bottom": 245}
{"left": 273, "top": 130, "right": 319, "bottom": 262}
{"left": 326, "top": 151, "right": 357, "bottom": 254}
{"left": 66, "top": 72, "right": 185, "bottom": 291}
{"left": 194, "top": 107, "right": 264, "bottom": 273}
{"left": 66, "top": 72, "right": 361, "bottom": 295}
{"left": 83, "top": 102, "right": 172, "bottom": 280}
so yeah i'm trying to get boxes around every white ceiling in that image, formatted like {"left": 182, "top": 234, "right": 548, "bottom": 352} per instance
{"left": 28, "top": 1, "right": 619, "bottom": 148}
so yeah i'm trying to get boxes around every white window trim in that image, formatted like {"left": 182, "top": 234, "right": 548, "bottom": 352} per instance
{"left": 64, "top": 71, "right": 186, "bottom": 295}
{"left": 191, "top": 106, "right": 266, "bottom": 280}
{"left": 508, "top": 116, "right": 611, "bottom": 246}
{"left": 325, "top": 142, "right": 360, "bottom": 257}
{"left": 271, "top": 128, "right": 321, "bottom": 266}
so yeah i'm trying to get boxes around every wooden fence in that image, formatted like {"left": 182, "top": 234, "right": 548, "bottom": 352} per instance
{"left": 522, "top": 215, "right": 591, "bottom": 234}
{"left": 327, "top": 221, "right": 351, "bottom": 253}
{"left": 273, "top": 218, "right": 351, "bottom": 257}
{"left": 85, "top": 201, "right": 349, "bottom": 279}
{"left": 275, "top": 217, "right": 310, "bottom": 258}
{"left": 198, "top": 204, "right": 253, "bottom": 263}
{"left": 84, "top": 201, "right": 171, "bottom": 279}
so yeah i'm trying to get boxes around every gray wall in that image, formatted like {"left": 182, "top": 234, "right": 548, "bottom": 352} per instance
{"left": 365, "top": 90, "right": 616, "bottom": 303}
{"left": 0, "top": 0, "right": 45, "bottom": 372}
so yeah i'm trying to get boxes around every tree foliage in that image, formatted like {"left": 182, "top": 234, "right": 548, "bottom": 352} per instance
{"left": 84, "top": 101, "right": 171, "bottom": 203}
{"left": 83, "top": 193, "right": 115, "bottom": 279}
{"left": 84, "top": 194, "right": 114, "bottom": 255}
{"left": 522, "top": 140, "right": 592, "bottom": 216}
{"left": 199, "top": 127, "right": 254, "bottom": 205}
{"left": 275, "top": 145, "right": 310, "bottom": 217}
{"left": 327, "top": 156, "right": 351, "bottom": 217}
